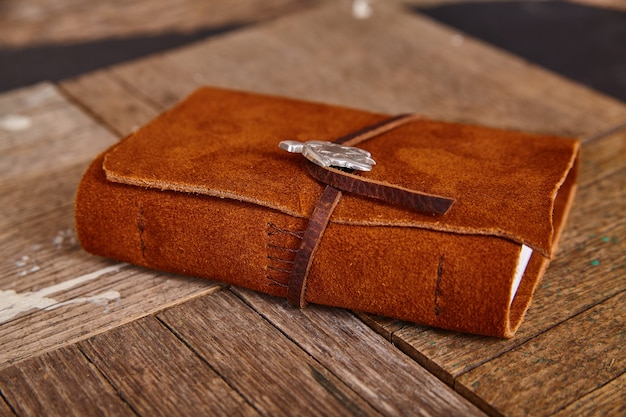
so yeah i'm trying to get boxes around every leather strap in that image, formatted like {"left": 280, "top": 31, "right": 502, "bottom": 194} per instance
{"left": 287, "top": 114, "right": 454, "bottom": 307}
{"left": 306, "top": 162, "right": 454, "bottom": 215}
{"left": 287, "top": 185, "right": 342, "bottom": 307}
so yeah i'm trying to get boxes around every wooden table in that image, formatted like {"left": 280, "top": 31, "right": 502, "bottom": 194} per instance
{"left": 1, "top": 2, "right": 624, "bottom": 416}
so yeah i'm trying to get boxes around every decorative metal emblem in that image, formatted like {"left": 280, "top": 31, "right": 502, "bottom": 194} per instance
{"left": 279, "top": 140, "right": 376, "bottom": 171}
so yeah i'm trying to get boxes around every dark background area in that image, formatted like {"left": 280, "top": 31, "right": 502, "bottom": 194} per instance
{"left": 1, "top": 0, "right": 625, "bottom": 102}
{"left": 416, "top": 0, "right": 626, "bottom": 102}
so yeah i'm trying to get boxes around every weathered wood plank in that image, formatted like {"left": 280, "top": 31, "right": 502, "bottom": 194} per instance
{"left": 0, "top": 84, "right": 222, "bottom": 370}
{"left": 455, "top": 291, "right": 625, "bottom": 417}
{"left": 2, "top": 122, "right": 114, "bottom": 184}
{"left": 158, "top": 290, "right": 387, "bottom": 417}
{"left": 0, "top": 344, "right": 135, "bottom": 417}
{"left": 551, "top": 372, "right": 626, "bottom": 417}
{"left": 0, "top": 264, "right": 221, "bottom": 370}
{"left": 229, "top": 287, "right": 486, "bottom": 416}
{"left": 78, "top": 315, "right": 259, "bottom": 417}
{"left": 0, "top": 83, "right": 116, "bottom": 183}
{"left": 99, "top": 1, "right": 626, "bottom": 138}
{"left": 0, "top": 0, "right": 314, "bottom": 47}
{"left": 580, "top": 124, "right": 626, "bottom": 187}
{"left": 1, "top": 163, "right": 88, "bottom": 229}
{"left": 0, "top": 82, "right": 62, "bottom": 114}
{"left": 60, "top": 70, "right": 161, "bottom": 137}
{"left": 353, "top": 312, "right": 417, "bottom": 342}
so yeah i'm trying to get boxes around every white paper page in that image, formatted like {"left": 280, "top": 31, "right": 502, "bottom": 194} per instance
{"left": 510, "top": 244, "right": 533, "bottom": 305}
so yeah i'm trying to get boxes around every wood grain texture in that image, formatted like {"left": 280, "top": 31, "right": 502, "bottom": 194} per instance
{"left": 158, "top": 290, "right": 386, "bottom": 417}
{"left": 580, "top": 124, "right": 626, "bottom": 187}
{"left": 78, "top": 315, "right": 259, "bottom": 417}
{"left": 230, "top": 287, "right": 486, "bottom": 416}
{"left": 0, "top": 84, "right": 221, "bottom": 370}
{"left": 0, "top": 82, "right": 61, "bottom": 113}
{"left": 60, "top": 70, "right": 161, "bottom": 137}
{"left": 3, "top": 2, "right": 624, "bottom": 415}
{"left": 0, "top": 83, "right": 114, "bottom": 184}
{"left": 0, "top": 0, "right": 315, "bottom": 47}
{"left": 0, "top": 397, "right": 15, "bottom": 417}
{"left": 0, "top": 344, "right": 134, "bottom": 417}
{"left": 456, "top": 291, "right": 625, "bottom": 417}
{"left": 95, "top": 1, "right": 626, "bottom": 138}
{"left": 353, "top": 313, "right": 418, "bottom": 342}
{"left": 551, "top": 372, "right": 626, "bottom": 417}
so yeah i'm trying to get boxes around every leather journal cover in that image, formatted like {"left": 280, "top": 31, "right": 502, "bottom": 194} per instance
{"left": 75, "top": 87, "right": 579, "bottom": 337}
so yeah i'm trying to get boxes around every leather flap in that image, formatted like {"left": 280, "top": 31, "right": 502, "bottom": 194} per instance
{"left": 103, "top": 87, "right": 579, "bottom": 256}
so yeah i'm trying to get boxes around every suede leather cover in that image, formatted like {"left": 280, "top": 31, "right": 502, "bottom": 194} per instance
{"left": 75, "top": 87, "right": 579, "bottom": 337}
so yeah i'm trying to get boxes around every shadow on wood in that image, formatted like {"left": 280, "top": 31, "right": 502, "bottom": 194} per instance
{"left": 414, "top": 0, "right": 626, "bottom": 102}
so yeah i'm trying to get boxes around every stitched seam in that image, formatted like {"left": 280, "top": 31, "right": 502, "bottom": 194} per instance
{"left": 138, "top": 204, "right": 146, "bottom": 257}
{"left": 265, "top": 222, "right": 304, "bottom": 288}
{"left": 267, "top": 244, "right": 299, "bottom": 253}
{"left": 267, "top": 222, "right": 305, "bottom": 239}
{"left": 434, "top": 255, "right": 444, "bottom": 316}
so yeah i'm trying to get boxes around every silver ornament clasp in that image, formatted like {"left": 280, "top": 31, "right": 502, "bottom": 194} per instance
{"left": 279, "top": 140, "right": 376, "bottom": 171}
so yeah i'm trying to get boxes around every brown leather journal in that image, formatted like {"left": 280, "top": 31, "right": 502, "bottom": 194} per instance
{"left": 75, "top": 87, "right": 579, "bottom": 337}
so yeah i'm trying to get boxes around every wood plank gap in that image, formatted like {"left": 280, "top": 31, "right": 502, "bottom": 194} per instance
{"left": 0, "top": 344, "right": 137, "bottom": 416}
{"left": 153, "top": 312, "right": 264, "bottom": 417}
{"left": 58, "top": 82, "right": 133, "bottom": 139}
{"left": 580, "top": 148, "right": 626, "bottom": 190}
{"left": 227, "top": 287, "right": 384, "bottom": 415}
{"left": 59, "top": 69, "right": 164, "bottom": 137}
{"left": 77, "top": 315, "right": 259, "bottom": 416}
{"left": 106, "top": 70, "right": 170, "bottom": 113}
{"left": 454, "top": 290, "right": 625, "bottom": 415}
{"left": 226, "top": 287, "right": 382, "bottom": 415}
{"left": 387, "top": 287, "right": 626, "bottom": 396}
{"left": 455, "top": 290, "right": 626, "bottom": 416}
{"left": 548, "top": 371, "right": 626, "bottom": 417}
{"left": 0, "top": 269, "right": 225, "bottom": 370}
{"left": 0, "top": 390, "right": 17, "bottom": 417}
{"left": 583, "top": 120, "right": 626, "bottom": 143}
{"left": 230, "top": 287, "right": 487, "bottom": 416}
{"left": 227, "top": 288, "right": 395, "bottom": 415}
{"left": 227, "top": 286, "right": 311, "bottom": 349}
{"left": 354, "top": 312, "right": 417, "bottom": 342}
{"left": 157, "top": 291, "right": 383, "bottom": 416}
{"left": 74, "top": 342, "right": 143, "bottom": 417}
{"left": 549, "top": 371, "right": 626, "bottom": 417}
{"left": 459, "top": 288, "right": 626, "bottom": 377}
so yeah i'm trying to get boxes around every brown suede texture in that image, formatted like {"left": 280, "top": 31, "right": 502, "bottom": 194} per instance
{"left": 75, "top": 87, "right": 580, "bottom": 337}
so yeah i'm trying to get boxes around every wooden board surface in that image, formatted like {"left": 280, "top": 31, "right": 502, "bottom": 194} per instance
{"left": 228, "top": 287, "right": 484, "bottom": 416}
{"left": 0, "top": 345, "right": 135, "bottom": 417}
{"left": 159, "top": 290, "right": 483, "bottom": 416}
{"left": 0, "top": 83, "right": 222, "bottom": 370}
{"left": 2, "top": 0, "right": 625, "bottom": 415}
{"left": 456, "top": 291, "right": 625, "bottom": 417}
{"left": 62, "top": 1, "right": 626, "bottom": 139}
{"left": 79, "top": 315, "right": 259, "bottom": 416}
{"left": 0, "top": 0, "right": 314, "bottom": 47}
{"left": 60, "top": 2, "right": 625, "bottom": 415}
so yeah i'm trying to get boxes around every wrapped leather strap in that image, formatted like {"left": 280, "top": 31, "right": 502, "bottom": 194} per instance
{"left": 287, "top": 114, "right": 454, "bottom": 307}
{"left": 287, "top": 185, "right": 342, "bottom": 307}
{"left": 306, "top": 162, "right": 454, "bottom": 215}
